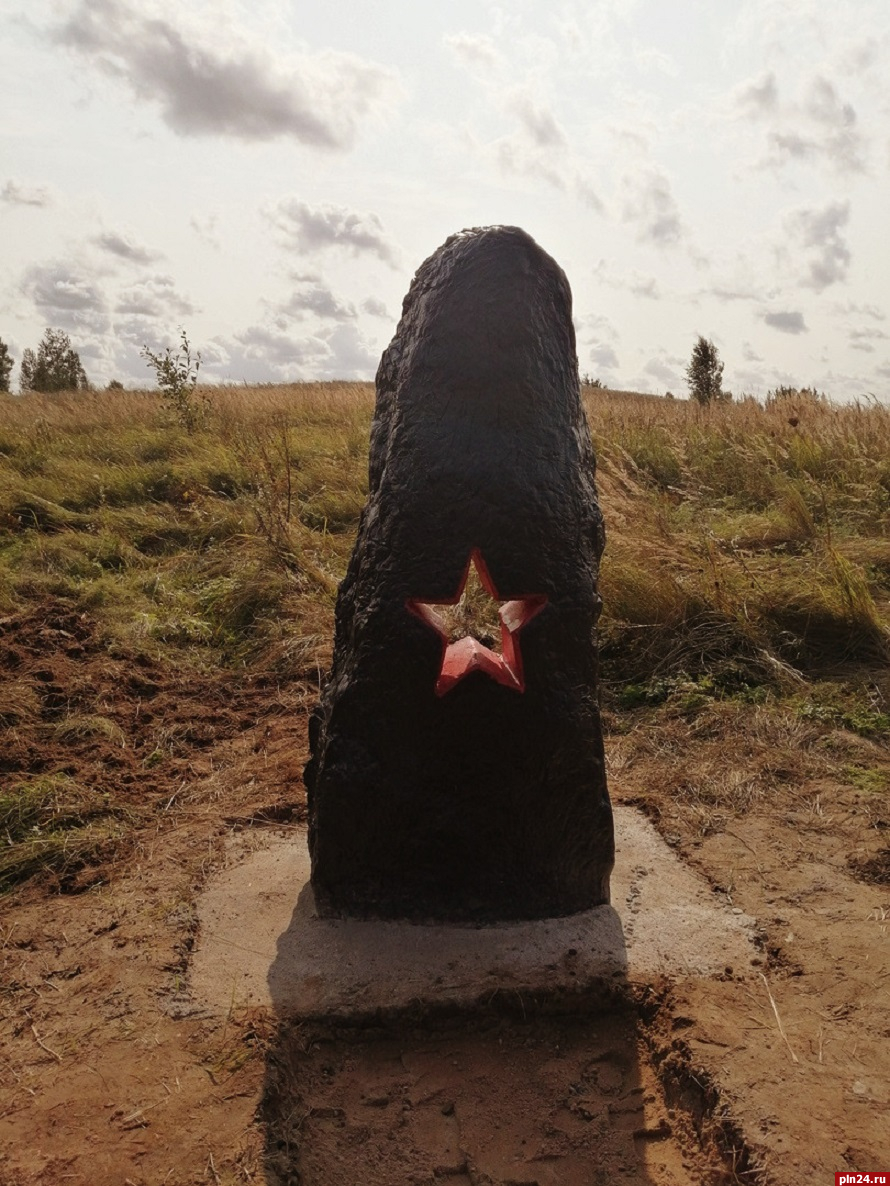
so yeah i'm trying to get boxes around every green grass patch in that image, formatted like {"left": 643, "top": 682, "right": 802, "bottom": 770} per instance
{"left": 843, "top": 766, "right": 890, "bottom": 794}
{"left": 0, "top": 775, "right": 129, "bottom": 893}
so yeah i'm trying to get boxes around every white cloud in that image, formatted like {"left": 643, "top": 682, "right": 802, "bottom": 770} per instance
{"left": 734, "top": 70, "right": 868, "bottom": 175}
{"left": 2, "top": 180, "right": 52, "bottom": 208}
{"left": 316, "top": 323, "right": 378, "bottom": 378}
{"left": 496, "top": 137, "right": 565, "bottom": 192}
{"left": 275, "top": 276, "right": 357, "bottom": 323}
{"left": 628, "top": 275, "right": 662, "bottom": 299}
{"left": 204, "top": 325, "right": 315, "bottom": 384}
{"left": 496, "top": 90, "right": 609, "bottom": 211}
{"left": 491, "top": 88, "right": 573, "bottom": 193}
{"left": 109, "top": 275, "right": 201, "bottom": 387}
{"left": 732, "top": 71, "right": 779, "bottom": 117}
{"left": 445, "top": 49, "right": 605, "bottom": 211}
{"left": 445, "top": 32, "right": 503, "bottom": 72}
{"left": 710, "top": 285, "right": 760, "bottom": 303}
{"left": 12, "top": 256, "right": 198, "bottom": 387}
{"left": 21, "top": 260, "right": 110, "bottom": 334}
{"left": 631, "top": 43, "right": 678, "bottom": 77}
{"left": 507, "top": 91, "right": 568, "bottom": 150}
{"left": 206, "top": 320, "right": 376, "bottom": 383}
{"left": 361, "top": 297, "right": 389, "bottom": 319}
{"left": 577, "top": 312, "right": 620, "bottom": 375}
{"left": 593, "top": 259, "right": 664, "bottom": 299}
{"left": 782, "top": 201, "right": 851, "bottom": 291}
{"left": 588, "top": 343, "right": 619, "bottom": 372}
{"left": 621, "top": 167, "right": 683, "bottom": 246}
{"left": 190, "top": 212, "right": 221, "bottom": 249}
{"left": 644, "top": 355, "right": 684, "bottom": 387}
{"left": 267, "top": 200, "right": 397, "bottom": 265}
{"left": 763, "top": 310, "right": 809, "bottom": 334}
{"left": 115, "top": 274, "right": 196, "bottom": 320}
{"left": 93, "top": 230, "right": 163, "bottom": 265}
{"left": 849, "top": 327, "right": 889, "bottom": 353}
{"left": 833, "top": 301, "right": 886, "bottom": 321}
{"left": 52, "top": 0, "right": 398, "bottom": 149}
{"left": 574, "top": 178, "right": 605, "bottom": 214}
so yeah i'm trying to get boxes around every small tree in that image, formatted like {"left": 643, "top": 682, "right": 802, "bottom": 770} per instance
{"left": 685, "top": 336, "right": 724, "bottom": 406}
{"left": 0, "top": 338, "right": 13, "bottom": 392}
{"left": 19, "top": 328, "right": 89, "bottom": 393}
{"left": 141, "top": 329, "right": 206, "bottom": 432}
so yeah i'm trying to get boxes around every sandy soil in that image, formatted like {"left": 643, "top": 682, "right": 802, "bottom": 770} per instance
{"left": 262, "top": 1011, "right": 717, "bottom": 1186}
{"left": 1, "top": 603, "right": 889, "bottom": 1184}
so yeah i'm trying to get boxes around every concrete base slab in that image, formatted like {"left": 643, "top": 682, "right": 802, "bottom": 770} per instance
{"left": 188, "top": 807, "right": 758, "bottom": 1019}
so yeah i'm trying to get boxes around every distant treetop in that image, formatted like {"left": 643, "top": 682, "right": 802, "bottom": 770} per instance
{"left": 0, "top": 337, "right": 13, "bottom": 393}
{"left": 20, "top": 328, "right": 89, "bottom": 394}
{"left": 685, "top": 336, "right": 725, "bottom": 406}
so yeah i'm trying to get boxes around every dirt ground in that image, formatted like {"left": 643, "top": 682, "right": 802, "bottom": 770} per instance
{"left": 1, "top": 604, "right": 889, "bottom": 1184}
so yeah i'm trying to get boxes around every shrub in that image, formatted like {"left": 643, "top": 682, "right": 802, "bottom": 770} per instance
{"left": 767, "top": 385, "right": 825, "bottom": 405}
{"left": 141, "top": 329, "right": 208, "bottom": 433}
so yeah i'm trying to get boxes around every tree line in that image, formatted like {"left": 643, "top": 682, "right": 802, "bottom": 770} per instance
{"left": 0, "top": 328, "right": 89, "bottom": 394}
{"left": 1, "top": 326, "right": 730, "bottom": 405}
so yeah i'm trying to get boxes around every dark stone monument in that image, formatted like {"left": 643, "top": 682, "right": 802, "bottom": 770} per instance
{"left": 304, "top": 225, "right": 613, "bottom": 922}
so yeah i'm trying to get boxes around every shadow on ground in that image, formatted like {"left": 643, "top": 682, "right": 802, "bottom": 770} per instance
{"left": 258, "top": 899, "right": 716, "bottom": 1185}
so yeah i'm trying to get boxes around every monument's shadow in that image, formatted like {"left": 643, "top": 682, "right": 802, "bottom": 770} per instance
{"left": 257, "top": 889, "right": 690, "bottom": 1186}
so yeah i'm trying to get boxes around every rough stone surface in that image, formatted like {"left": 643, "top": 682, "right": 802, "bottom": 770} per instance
{"left": 187, "top": 809, "right": 760, "bottom": 1020}
{"left": 304, "top": 225, "right": 612, "bottom": 921}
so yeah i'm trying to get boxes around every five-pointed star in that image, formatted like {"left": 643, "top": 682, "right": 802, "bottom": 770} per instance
{"left": 406, "top": 549, "right": 547, "bottom": 696}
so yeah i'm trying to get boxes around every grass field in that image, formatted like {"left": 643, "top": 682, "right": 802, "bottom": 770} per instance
{"left": 1, "top": 379, "right": 889, "bottom": 891}
{"left": 3, "top": 379, "right": 890, "bottom": 1184}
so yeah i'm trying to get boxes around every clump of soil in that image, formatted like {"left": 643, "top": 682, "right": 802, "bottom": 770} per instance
{"left": 850, "top": 847, "right": 890, "bottom": 885}
{"left": 0, "top": 598, "right": 309, "bottom": 894}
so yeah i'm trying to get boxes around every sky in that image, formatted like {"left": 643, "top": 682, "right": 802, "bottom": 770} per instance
{"left": 1, "top": 0, "right": 889, "bottom": 400}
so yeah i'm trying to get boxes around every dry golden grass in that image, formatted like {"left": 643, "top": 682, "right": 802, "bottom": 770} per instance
{"left": 2, "top": 379, "right": 889, "bottom": 678}
{"left": 0, "top": 679, "right": 42, "bottom": 727}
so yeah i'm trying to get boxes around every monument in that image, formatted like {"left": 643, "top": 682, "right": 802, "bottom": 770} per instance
{"left": 304, "top": 225, "right": 613, "bottom": 921}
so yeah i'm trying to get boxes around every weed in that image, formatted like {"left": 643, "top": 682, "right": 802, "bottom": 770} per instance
{"left": 797, "top": 692, "right": 890, "bottom": 738}
{"left": 0, "top": 679, "right": 42, "bottom": 726}
{"left": 141, "top": 329, "right": 208, "bottom": 433}
{"left": 843, "top": 766, "right": 889, "bottom": 794}
{"left": 197, "top": 565, "right": 291, "bottom": 648}
{"left": 53, "top": 714, "right": 127, "bottom": 746}
{"left": 621, "top": 428, "right": 682, "bottom": 488}
{"left": 0, "top": 775, "right": 129, "bottom": 892}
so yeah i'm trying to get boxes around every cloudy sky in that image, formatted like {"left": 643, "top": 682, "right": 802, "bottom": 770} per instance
{"left": 2, "top": 0, "right": 889, "bottom": 399}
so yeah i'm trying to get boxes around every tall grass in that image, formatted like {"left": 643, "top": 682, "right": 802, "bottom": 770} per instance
{"left": 585, "top": 388, "right": 890, "bottom": 684}
{"left": 1, "top": 380, "right": 888, "bottom": 681}
{"left": 0, "top": 382, "right": 369, "bottom": 657}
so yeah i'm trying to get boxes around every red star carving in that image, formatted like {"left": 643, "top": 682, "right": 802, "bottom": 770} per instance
{"left": 406, "top": 548, "right": 547, "bottom": 696}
